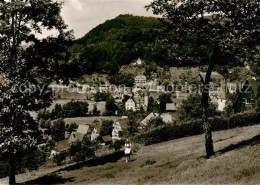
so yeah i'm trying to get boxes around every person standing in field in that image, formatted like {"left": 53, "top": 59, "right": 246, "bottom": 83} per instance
{"left": 125, "top": 139, "right": 132, "bottom": 162}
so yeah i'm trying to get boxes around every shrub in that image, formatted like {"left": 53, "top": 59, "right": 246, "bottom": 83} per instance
{"left": 69, "top": 139, "right": 95, "bottom": 163}
{"left": 104, "top": 173, "right": 115, "bottom": 179}
{"left": 141, "top": 160, "right": 156, "bottom": 167}
{"left": 229, "top": 112, "right": 260, "bottom": 128}
{"left": 109, "top": 140, "right": 125, "bottom": 151}
{"left": 53, "top": 152, "right": 67, "bottom": 166}
{"left": 209, "top": 116, "right": 229, "bottom": 131}
{"left": 134, "top": 112, "right": 260, "bottom": 145}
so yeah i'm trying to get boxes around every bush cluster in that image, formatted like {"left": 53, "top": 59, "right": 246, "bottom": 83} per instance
{"left": 37, "top": 100, "right": 89, "bottom": 121}
{"left": 134, "top": 112, "right": 260, "bottom": 145}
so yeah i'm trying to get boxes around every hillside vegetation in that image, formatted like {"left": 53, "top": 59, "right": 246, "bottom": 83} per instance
{"left": 69, "top": 14, "right": 216, "bottom": 75}
{"left": 1, "top": 124, "right": 259, "bottom": 184}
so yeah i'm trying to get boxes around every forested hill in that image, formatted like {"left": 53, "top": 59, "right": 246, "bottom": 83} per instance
{"left": 69, "top": 14, "right": 212, "bottom": 75}
{"left": 69, "top": 14, "right": 168, "bottom": 75}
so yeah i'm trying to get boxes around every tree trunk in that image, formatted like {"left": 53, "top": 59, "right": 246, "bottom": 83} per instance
{"left": 9, "top": 155, "right": 16, "bottom": 184}
{"left": 202, "top": 108, "right": 215, "bottom": 157}
{"left": 202, "top": 41, "right": 220, "bottom": 157}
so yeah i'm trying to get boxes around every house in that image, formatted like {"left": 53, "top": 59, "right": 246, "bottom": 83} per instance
{"left": 50, "top": 140, "right": 70, "bottom": 158}
{"left": 123, "top": 87, "right": 132, "bottom": 96}
{"left": 112, "top": 119, "right": 128, "bottom": 140}
{"left": 91, "top": 125, "right": 101, "bottom": 141}
{"left": 149, "top": 91, "right": 164, "bottom": 101}
{"left": 147, "top": 80, "right": 157, "bottom": 91}
{"left": 234, "top": 79, "right": 259, "bottom": 113}
{"left": 56, "top": 140, "right": 70, "bottom": 153}
{"left": 166, "top": 103, "right": 178, "bottom": 112}
{"left": 176, "top": 91, "right": 190, "bottom": 100}
{"left": 69, "top": 125, "right": 91, "bottom": 143}
{"left": 199, "top": 71, "right": 224, "bottom": 82}
{"left": 141, "top": 112, "right": 175, "bottom": 126}
{"left": 112, "top": 122, "right": 122, "bottom": 140}
{"left": 125, "top": 98, "right": 136, "bottom": 111}
{"left": 135, "top": 75, "right": 147, "bottom": 87}
{"left": 209, "top": 90, "right": 226, "bottom": 111}
{"left": 132, "top": 58, "right": 143, "bottom": 65}
{"left": 160, "top": 113, "right": 175, "bottom": 123}
{"left": 133, "top": 90, "right": 147, "bottom": 110}
{"left": 226, "top": 82, "right": 237, "bottom": 94}
{"left": 102, "top": 135, "right": 112, "bottom": 145}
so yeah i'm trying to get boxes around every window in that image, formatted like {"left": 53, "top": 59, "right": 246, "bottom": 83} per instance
{"left": 245, "top": 98, "right": 253, "bottom": 104}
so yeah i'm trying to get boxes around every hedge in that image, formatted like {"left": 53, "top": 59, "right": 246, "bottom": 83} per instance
{"left": 134, "top": 112, "right": 260, "bottom": 145}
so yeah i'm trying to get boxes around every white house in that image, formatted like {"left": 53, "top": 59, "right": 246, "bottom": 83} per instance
{"left": 112, "top": 122, "right": 122, "bottom": 140}
{"left": 91, "top": 125, "right": 101, "bottom": 141}
{"left": 135, "top": 75, "right": 147, "bottom": 87}
{"left": 132, "top": 58, "right": 143, "bottom": 65}
{"left": 210, "top": 90, "right": 226, "bottom": 111}
{"left": 125, "top": 98, "right": 136, "bottom": 111}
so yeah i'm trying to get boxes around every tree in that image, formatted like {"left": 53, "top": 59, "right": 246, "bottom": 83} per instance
{"left": 147, "top": 0, "right": 260, "bottom": 157}
{"left": 67, "top": 122, "right": 78, "bottom": 134}
{"left": 53, "top": 151, "right": 67, "bottom": 166}
{"left": 92, "top": 104, "right": 100, "bottom": 116}
{"left": 178, "top": 94, "right": 219, "bottom": 121}
{"left": 51, "top": 104, "right": 62, "bottom": 119}
{"left": 37, "top": 110, "right": 51, "bottom": 121}
{"left": 158, "top": 93, "right": 172, "bottom": 113}
{"left": 105, "top": 97, "right": 117, "bottom": 116}
{"left": 126, "top": 114, "right": 139, "bottom": 136}
{"left": 94, "top": 91, "right": 110, "bottom": 102}
{"left": 62, "top": 101, "right": 89, "bottom": 118}
{"left": 0, "top": 1, "right": 73, "bottom": 183}
{"left": 145, "top": 116, "right": 164, "bottom": 131}
{"left": 100, "top": 120, "right": 114, "bottom": 137}
{"left": 51, "top": 119, "right": 65, "bottom": 142}
{"left": 109, "top": 140, "right": 125, "bottom": 151}
{"left": 69, "top": 138, "right": 94, "bottom": 162}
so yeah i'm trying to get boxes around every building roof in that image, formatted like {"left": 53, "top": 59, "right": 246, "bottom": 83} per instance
{"left": 76, "top": 125, "right": 90, "bottom": 135}
{"left": 247, "top": 79, "right": 259, "bottom": 97}
{"left": 56, "top": 140, "right": 70, "bottom": 152}
{"left": 141, "top": 113, "right": 159, "bottom": 125}
{"left": 141, "top": 112, "right": 175, "bottom": 126}
{"left": 166, "top": 103, "right": 178, "bottom": 111}
{"left": 126, "top": 98, "right": 135, "bottom": 104}
{"left": 199, "top": 71, "right": 224, "bottom": 81}
{"left": 102, "top": 135, "right": 112, "bottom": 143}
{"left": 135, "top": 75, "right": 147, "bottom": 81}
{"left": 117, "top": 118, "right": 128, "bottom": 129}
{"left": 93, "top": 125, "right": 101, "bottom": 133}
{"left": 69, "top": 131, "right": 85, "bottom": 142}
{"left": 149, "top": 91, "right": 164, "bottom": 100}
{"left": 161, "top": 113, "right": 175, "bottom": 123}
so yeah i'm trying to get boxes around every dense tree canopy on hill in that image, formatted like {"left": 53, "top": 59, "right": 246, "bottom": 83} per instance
{"left": 69, "top": 14, "right": 215, "bottom": 75}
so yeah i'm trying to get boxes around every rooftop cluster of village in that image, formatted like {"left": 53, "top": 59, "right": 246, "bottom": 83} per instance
{"left": 36, "top": 59, "right": 259, "bottom": 164}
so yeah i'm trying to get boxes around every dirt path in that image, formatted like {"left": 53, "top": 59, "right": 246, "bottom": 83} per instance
{"left": 1, "top": 124, "right": 260, "bottom": 184}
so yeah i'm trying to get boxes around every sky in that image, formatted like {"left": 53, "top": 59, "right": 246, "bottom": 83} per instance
{"left": 61, "top": 0, "right": 155, "bottom": 39}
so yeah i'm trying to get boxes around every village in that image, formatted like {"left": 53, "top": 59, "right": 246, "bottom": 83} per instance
{"left": 1, "top": 1, "right": 260, "bottom": 183}
{"left": 34, "top": 58, "right": 259, "bottom": 166}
